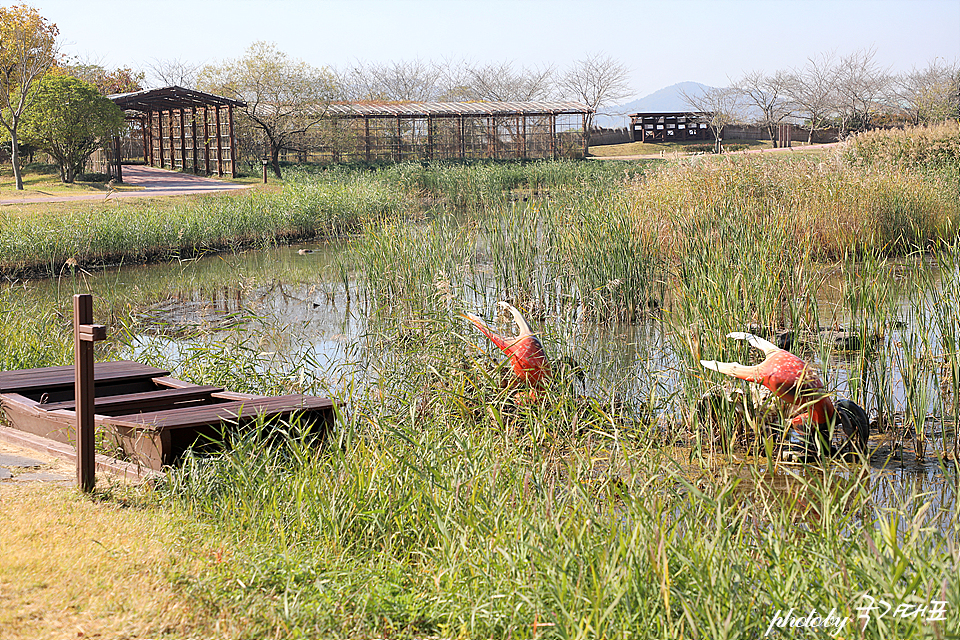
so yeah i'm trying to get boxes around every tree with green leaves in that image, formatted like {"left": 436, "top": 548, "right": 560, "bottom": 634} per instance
{"left": 199, "top": 41, "right": 337, "bottom": 178}
{"left": 20, "top": 74, "right": 124, "bottom": 183}
{"left": 62, "top": 61, "right": 144, "bottom": 95}
{"left": 0, "top": 4, "right": 59, "bottom": 190}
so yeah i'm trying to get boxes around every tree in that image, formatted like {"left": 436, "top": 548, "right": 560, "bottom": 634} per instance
{"left": 450, "top": 60, "right": 556, "bottom": 102}
{"left": 198, "top": 41, "right": 337, "bottom": 178}
{"left": 340, "top": 58, "right": 446, "bottom": 101}
{"left": 894, "top": 59, "right": 960, "bottom": 125}
{"left": 680, "top": 85, "right": 744, "bottom": 153}
{"left": 0, "top": 4, "right": 58, "bottom": 190}
{"left": 832, "top": 47, "right": 891, "bottom": 137}
{"left": 62, "top": 61, "right": 144, "bottom": 95}
{"left": 145, "top": 56, "right": 201, "bottom": 89}
{"left": 785, "top": 52, "right": 838, "bottom": 144}
{"left": 558, "top": 53, "right": 632, "bottom": 142}
{"left": 734, "top": 70, "right": 794, "bottom": 147}
{"left": 20, "top": 74, "right": 123, "bottom": 183}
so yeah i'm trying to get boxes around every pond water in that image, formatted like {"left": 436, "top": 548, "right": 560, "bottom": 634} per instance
{"left": 5, "top": 240, "right": 958, "bottom": 524}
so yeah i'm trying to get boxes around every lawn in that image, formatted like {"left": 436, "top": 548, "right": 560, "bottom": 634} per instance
{"left": 0, "top": 162, "right": 133, "bottom": 199}
{"left": 587, "top": 137, "right": 821, "bottom": 157}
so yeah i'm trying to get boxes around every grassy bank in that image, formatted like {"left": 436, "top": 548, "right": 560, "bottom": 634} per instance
{"left": 0, "top": 172, "right": 403, "bottom": 278}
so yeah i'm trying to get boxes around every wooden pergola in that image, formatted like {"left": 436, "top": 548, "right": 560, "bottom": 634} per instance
{"left": 108, "top": 86, "right": 246, "bottom": 180}
{"left": 284, "top": 101, "right": 593, "bottom": 163}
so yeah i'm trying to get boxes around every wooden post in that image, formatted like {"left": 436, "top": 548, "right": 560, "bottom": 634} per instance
{"left": 521, "top": 115, "right": 527, "bottom": 159}
{"left": 215, "top": 107, "right": 224, "bottom": 176}
{"left": 364, "top": 117, "right": 371, "bottom": 162}
{"left": 204, "top": 107, "right": 211, "bottom": 175}
{"left": 395, "top": 116, "right": 402, "bottom": 162}
{"left": 550, "top": 115, "right": 557, "bottom": 159}
{"left": 179, "top": 109, "right": 186, "bottom": 170}
{"left": 73, "top": 294, "right": 106, "bottom": 492}
{"left": 157, "top": 111, "right": 164, "bottom": 168}
{"left": 228, "top": 104, "right": 237, "bottom": 178}
{"left": 169, "top": 110, "right": 176, "bottom": 168}
{"left": 147, "top": 111, "right": 155, "bottom": 167}
{"left": 114, "top": 136, "right": 123, "bottom": 183}
{"left": 141, "top": 115, "right": 149, "bottom": 164}
{"left": 191, "top": 107, "right": 199, "bottom": 174}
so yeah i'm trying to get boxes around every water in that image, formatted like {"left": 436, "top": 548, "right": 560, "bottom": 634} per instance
{"left": 3, "top": 242, "right": 957, "bottom": 519}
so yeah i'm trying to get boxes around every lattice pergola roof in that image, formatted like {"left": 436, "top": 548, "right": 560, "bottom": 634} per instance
{"left": 320, "top": 100, "right": 591, "bottom": 118}
{"left": 108, "top": 85, "right": 246, "bottom": 112}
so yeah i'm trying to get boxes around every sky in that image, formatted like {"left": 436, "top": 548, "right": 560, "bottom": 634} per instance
{"left": 30, "top": 0, "right": 960, "bottom": 102}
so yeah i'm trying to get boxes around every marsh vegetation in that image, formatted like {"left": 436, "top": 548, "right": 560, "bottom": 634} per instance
{"left": 1, "top": 125, "right": 958, "bottom": 638}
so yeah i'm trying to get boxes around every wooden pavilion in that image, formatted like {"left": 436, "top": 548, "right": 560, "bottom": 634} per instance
{"left": 629, "top": 111, "right": 712, "bottom": 143}
{"left": 107, "top": 86, "right": 246, "bottom": 180}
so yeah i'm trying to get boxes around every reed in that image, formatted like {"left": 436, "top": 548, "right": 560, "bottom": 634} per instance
{"left": 0, "top": 173, "right": 404, "bottom": 278}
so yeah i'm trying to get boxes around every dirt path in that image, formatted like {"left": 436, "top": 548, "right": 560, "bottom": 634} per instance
{"left": 0, "top": 164, "right": 250, "bottom": 205}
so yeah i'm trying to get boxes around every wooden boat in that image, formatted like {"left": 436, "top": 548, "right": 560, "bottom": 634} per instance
{"left": 0, "top": 360, "right": 337, "bottom": 471}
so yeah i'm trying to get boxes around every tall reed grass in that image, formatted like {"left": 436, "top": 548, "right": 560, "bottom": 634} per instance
{"left": 0, "top": 174, "right": 404, "bottom": 278}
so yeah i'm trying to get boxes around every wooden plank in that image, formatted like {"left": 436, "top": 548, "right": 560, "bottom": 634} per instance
{"left": 111, "top": 394, "right": 336, "bottom": 431}
{"left": 0, "top": 361, "right": 169, "bottom": 394}
{"left": 39, "top": 385, "right": 223, "bottom": 413}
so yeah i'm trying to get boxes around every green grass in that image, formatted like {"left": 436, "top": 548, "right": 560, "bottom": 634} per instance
{"left": 589, "top": 138, "right": 781, "bottom": 157}
{"left": 0, "top": 162, "right": 136, "bottom": 197}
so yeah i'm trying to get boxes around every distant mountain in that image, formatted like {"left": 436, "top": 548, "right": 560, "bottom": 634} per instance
{"left": 593, "top": 82, "right": 714, "bottom": 129}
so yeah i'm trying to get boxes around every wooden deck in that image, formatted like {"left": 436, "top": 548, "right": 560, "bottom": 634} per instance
{"left": 0, "top": 360, "right": 338, "bottom": 471}
{"left": 0, "top": 361, "right": 169, "bottom": 394}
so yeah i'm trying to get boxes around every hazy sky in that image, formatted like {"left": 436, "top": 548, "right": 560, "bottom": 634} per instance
{"left": 34, "top": 0, "right": 960, "bottom": 100}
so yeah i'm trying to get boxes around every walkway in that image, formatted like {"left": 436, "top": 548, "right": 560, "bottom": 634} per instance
{"left": 0, "top": 165, "right": 251, "bottom": 205}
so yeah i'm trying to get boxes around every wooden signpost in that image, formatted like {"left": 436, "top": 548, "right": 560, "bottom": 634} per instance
{"left": 73, "top": 294, "right": 106, "bottom": 491}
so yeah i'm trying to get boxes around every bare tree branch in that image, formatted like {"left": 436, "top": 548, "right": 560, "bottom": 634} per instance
{"left": 558, "top": 53, "right": 632, "bottom": 140}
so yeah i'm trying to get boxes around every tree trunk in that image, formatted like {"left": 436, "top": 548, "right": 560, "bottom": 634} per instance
{"left": 271, "top": 146, "right": 282, "bottom": 179}
{"left": 10, "top": 131, "right": 23, "bottom": 191}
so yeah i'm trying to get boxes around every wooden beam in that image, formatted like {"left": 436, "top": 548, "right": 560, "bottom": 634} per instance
{"left": 73, "top": 294, "right": 106, "bottom": 492}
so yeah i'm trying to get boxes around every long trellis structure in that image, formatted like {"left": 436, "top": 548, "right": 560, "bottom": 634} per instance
{"left": 107, "top": 86, "right": 246, "bottom": 179}
{"left": 280, "top": 101, "right": 592, "bottom": 164}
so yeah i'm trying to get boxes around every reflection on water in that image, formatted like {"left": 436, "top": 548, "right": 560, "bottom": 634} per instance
{"left": 3, "top": 242, "right": 957, "bottom": 516}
